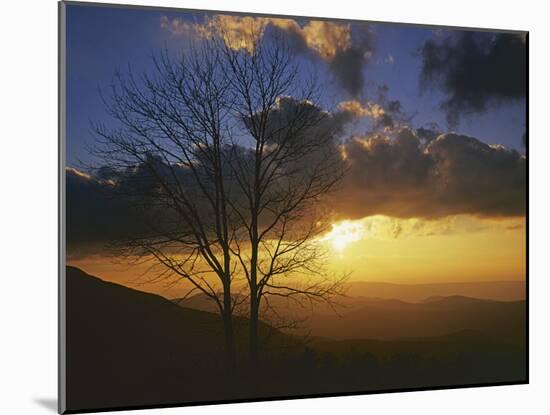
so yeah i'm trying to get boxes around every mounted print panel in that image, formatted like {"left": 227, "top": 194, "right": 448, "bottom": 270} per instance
{"left": 59, "top": 1, "right": 528, "bottom": 413}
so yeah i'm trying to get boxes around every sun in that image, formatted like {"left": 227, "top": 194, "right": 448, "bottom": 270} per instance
{"left": 322, "top": 220, "right": 365, "bottom": 252}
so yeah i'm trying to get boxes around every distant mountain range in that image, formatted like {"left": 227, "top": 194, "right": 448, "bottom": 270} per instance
{"left": 174, "top": 282, "right": 526, "bottom": 342}
{"left": 346, "top": 280, "right": 525, "bottom": 302}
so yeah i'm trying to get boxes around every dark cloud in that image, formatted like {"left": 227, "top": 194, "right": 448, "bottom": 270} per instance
{"left": 427, "top": 134, "right": 526, "bottom": 216}
{"left": 329, "top": 46, "right": 369, "bottom": 96}
{"left": 387, "top": 100, "right": 402, "bottom": 113}
{"left": 243, "top": 96, "right": 349, "bottom": 179}
{"left": 265, "top": 21, "right": 374, "bottom": 97}
{"left": 67, "top": 154, "right": 212, "bottom": 258}
{"left": 66, "top": 168, "right": 143, "bottom": 257}
{"left": 420, "top": 32, "right": 527, "bottom": 125}
{"left": 67, "top": 162, "right": 211, "bottom": 257}
{"left": 376, "top": 113, "right": 395, "bottom": 129}
{"left": 258, "top": 96, "right": 350, "bottom": 142}
{"left": 373, "top": 85, "right": 406, "bottom": 130}
{"left": 333, "top": 129, "right": 526, "bottom": 219}
{"left": 415, "top": 125, "right": 442, "bottom": 143}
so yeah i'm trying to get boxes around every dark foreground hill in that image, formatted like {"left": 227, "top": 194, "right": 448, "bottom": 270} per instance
{"left": 65, "top": 266, "right": 297, "bottom": 411}
{"left": 65, "top": 267, "right": 526, "bottom": 412}
{"left": 66, "top": 266, "right": 226, "bottom": 410}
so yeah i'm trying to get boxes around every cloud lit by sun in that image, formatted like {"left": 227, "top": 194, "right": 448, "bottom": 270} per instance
{"left": 322, "top": 220, "right": 365, "bottom": 252}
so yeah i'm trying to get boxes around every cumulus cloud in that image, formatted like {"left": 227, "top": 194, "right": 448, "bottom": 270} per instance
{"left": 415, "top": 124, "right": 442, "bottom": 143}
{"left": 283, "top": 19, "right": 352, "bottom": 59}
{"left": 160, "top": 14, "right": 374, "bottom": 96}
{"left": 420, "top": 31, "right": 527, "bottom": 125}
{"left": 332, "top": 129, "right": 526, "bottom": 219}
{"left": 338, "top": 100, "right": 386, "bottom": 119}
{"left": 337, "top": 87, "right": 406, "bottom": 131}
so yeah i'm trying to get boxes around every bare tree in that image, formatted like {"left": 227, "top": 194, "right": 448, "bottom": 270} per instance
{"left": 93, "top": 39, "right": 245, "bottom": 368}
{"left": 93, "top": 25, "right": 347, "bottom": 367}
{"left": 215, "top": 32, "right": 348, "bottom": 362}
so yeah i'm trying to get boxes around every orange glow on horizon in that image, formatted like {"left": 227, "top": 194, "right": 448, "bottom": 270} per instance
{"left": 68, "top": 214, "right": 526, "bottom": 298}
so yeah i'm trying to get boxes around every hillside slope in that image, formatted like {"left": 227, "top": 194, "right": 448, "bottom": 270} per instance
{"left": 66, "top": 267, "right": 247, "bottom": 411}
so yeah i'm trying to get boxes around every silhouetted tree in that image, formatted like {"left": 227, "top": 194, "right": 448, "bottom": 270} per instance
{"left": 94, "top": 23, "right": 346, "bottom": 367}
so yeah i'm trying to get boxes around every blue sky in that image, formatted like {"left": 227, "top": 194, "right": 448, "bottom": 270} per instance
{"left": 65, "top": 3, "right": 526, "bottom": 167}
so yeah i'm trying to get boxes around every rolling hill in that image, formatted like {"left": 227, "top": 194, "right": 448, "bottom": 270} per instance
{"left": 346, "top": 280, "right": 525, "bottom": 302}
{"left": 175, "top": 290, "right": 526, "bottom": 343}
{"left": 65, "top": 266, "right": 295, "bottom": 411}
{"left": 65, "top": 266, "right": 228, "bottom": 411}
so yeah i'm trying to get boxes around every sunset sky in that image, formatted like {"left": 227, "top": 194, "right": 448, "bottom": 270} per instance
{"left": 65, "top": 4, "right": 526, "bottom": 297}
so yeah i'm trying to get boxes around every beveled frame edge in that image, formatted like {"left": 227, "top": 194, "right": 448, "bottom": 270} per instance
{"left": 59, "top": 1, "right": 67, "bottom": 413}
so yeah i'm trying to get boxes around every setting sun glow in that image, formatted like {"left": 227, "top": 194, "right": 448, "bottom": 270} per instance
{"left": 323, "top": 220, "right": 365, "bottom": 251}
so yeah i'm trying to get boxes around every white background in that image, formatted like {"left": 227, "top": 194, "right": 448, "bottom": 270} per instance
{"left": 0, "top": 0, "right": 546, "bottom": 413}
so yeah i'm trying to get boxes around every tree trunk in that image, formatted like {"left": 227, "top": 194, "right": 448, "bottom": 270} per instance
{"left": 223, "top": 284, "right": 236, "bottom": 371}
{"left": 249, "top": 295, "right": 259, "bottom": 364}
{"left": 249, "top": 216, "right": 260, "bottom": 364}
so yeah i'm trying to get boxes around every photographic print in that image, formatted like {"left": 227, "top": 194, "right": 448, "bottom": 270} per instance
{"left": 59, "top": 1, "right": 527, "bottom": 413}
